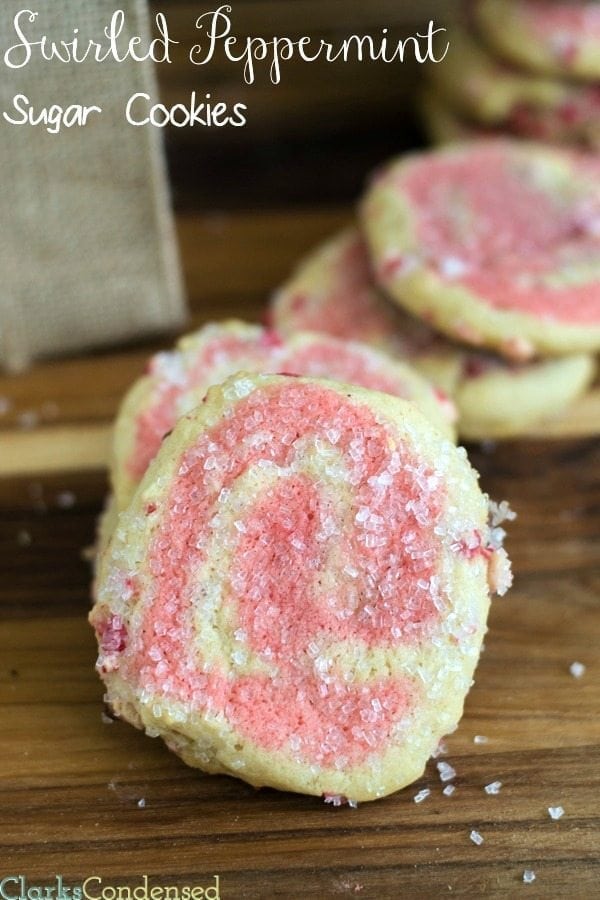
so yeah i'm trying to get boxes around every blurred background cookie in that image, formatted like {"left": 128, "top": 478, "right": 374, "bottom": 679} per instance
{"left": 474, "top": 0, "right": 600, "bottom": 81}
{"left": 362, "top": 141, "right": 600, "bottom": 359}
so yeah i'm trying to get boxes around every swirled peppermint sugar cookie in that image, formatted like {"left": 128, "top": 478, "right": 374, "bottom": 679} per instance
{"left": 91, "top": 373, "right": 511, "bottom": 802}
{"left": 110, "top": 320, "right": 454, "bottom": 516}
{"left": 474, "top": 0, "right": 600, "bottom": 81}
{"left": 271, "top": 229, "right": 462, "bottom": 394}
{"left": 272, "top": 228, "right": 596, "bottom": 439}
{"left": 426, "top": 26, "right": 600, "bottom": 149}
{"left": 362, "top": 141, "right": 600, "bottom": 359}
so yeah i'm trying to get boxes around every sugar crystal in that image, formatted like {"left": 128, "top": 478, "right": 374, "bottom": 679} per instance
{"left": 569, "top": 661, "right": 585, "bottom": 678}
{"left": 484, "top": 781, "right": 502, "bottom": 795}
{"left": 437, "top": 761, "right": 456, "bottom": 782}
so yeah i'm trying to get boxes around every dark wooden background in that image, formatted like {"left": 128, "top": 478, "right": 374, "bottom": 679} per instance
{"left": 151, "top": 0, "right": 450, "bottom": 209}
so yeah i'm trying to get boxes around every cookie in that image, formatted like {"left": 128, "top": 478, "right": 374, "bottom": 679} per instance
{"left": 272, "top": 229, "right": 462, "bottom": 395}
{"left": 111, "top": 321, "right": 278, "bottom": 515}
{"left": 508, "top": 95, "right": 600, "bottom": 148}
{"left": 474, "top": 0, "right": 600, "bottom": 81}
{"left": 91, "top": 372, "right": 511, "bottom": 802}
{"left": 427, "top": 26, "right": 600, "bottom": 148}
{"left": 110, "top": 320, "right": 455, "bottom": 515}
{"left": 362, "top": 140, "right": 600, "bottom": 359}
{"left": 455, "top": 352, "right": 596, "bottom": 439}
{"left": 282, "top": 332, "right": 456, "bottom": 439}
{"left": 272, "top": 228, "right": 597, "bottom": 438}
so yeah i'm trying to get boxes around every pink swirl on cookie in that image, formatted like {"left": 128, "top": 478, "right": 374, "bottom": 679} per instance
{"left": 129, "top": 329, "right": 273, "bottom": 481}
{"left": 105, "top": 381, "right": 469, "bottom": 766}
{"left": 520, "top": 1, "right": 600, "bottom": 48}
{"left": 117, "top": 322, "right": 455, "bottom": 513}
{"left": 399, "top": 142, "right": 600, "bottom": 324}
{"left": 272, "top": 230, "right": 449, "bottom": 358}
{"left": 94, "top": 374, "right": 501, "bottom": 798}
{"left": 273, "top": 234, "right": 402, "bottom": 346}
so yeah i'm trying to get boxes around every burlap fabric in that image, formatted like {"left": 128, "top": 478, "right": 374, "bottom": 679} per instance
{"left": 0, "top": 1, "right": 186, "bottom": 372}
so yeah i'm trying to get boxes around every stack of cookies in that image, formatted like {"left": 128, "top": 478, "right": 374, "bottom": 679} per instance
{"left": 273, "top": 140, "right": 599, "bottom": 441}
{"left": 422, "top": 0, "right": 600, "bottom": 150}
{"left": 90, "top": 136, "right": 599, "bottom": 803}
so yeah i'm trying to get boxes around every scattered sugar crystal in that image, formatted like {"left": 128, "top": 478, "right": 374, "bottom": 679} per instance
{"left": 522, "top": 870, "right": 536, "bottom": 884}
{"left": 443, "top": 784, "right": 456, "bottom": 797}
{"left": 470, "top": 830, "right": 484, "bottom": 846}
{"left": 437, "top": 761, "right": 456, "bottom": 783}
{"left": 548, "top": 806, "right": 564, "bottom": 820}
{"left": 488, "top": 499, "right": 517, "bottom": 528}
{"left": 324, "top": 794, "right": 344, "bottom": 806}
{"left": 347, "top": 799, "right": 358, "bottom": 809}
{"left": 485, "top": 781, "right": 502, "bottom": 795}
{"left": 569, "top": 661, "right": 586, "bottom": 678}
{"left": 473, "top": 735, "right": 488, "bottom": 744}
{"left": 56, "top": 491, "right": 76, "bottom": 509}
{"left": 137, "top": 798, "right": 146, "bottom": 808}
{"left": 432, "top": 740, "right": 448, "bottom": 758}
{"left": 414, "top": 788, "right": 431, "bottom": 804}
{"left": 489, "top": 526, "right": 507, "bottom": 549}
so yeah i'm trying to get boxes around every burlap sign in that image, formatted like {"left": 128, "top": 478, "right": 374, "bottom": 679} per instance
{"left": 0, "top": 1, "right": 186, "bottom": 372}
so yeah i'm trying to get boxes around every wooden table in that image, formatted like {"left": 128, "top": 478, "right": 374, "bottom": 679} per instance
{"left": 1, "top": 210, "right": 599, "bottom": 898}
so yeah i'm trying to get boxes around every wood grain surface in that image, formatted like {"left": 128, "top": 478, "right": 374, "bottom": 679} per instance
{"left": 1, "top": 209, "right": 599, "bottom": 897}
